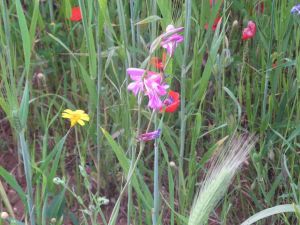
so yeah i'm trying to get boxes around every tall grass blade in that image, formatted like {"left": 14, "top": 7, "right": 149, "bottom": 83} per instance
{"left": 15, "top": 0, "right": 31, "bottom": 76}
{"left": 241, "top": 204, "right": 300, "bottom": 225}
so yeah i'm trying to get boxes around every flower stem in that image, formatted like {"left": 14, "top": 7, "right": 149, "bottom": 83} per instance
{"left": 152, "top": 114, "right": 159, "bottom": 225}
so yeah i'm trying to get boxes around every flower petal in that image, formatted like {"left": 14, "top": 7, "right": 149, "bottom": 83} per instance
{"left": 80, "top": 114, "right": 90, "bottom": 121}
{"left": 62, "top": 113, "right": 72, "bottom": 118}
{"left": 63, "top": 109, "right": 74, "bottom": 114}
{"left": 77, "top": 119, "right": 85, "bottom": 126}
{"left": 126, "top": 68, "right": 145, "bottom": 80}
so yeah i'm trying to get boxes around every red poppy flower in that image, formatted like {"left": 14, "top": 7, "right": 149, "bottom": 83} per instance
{"left": 204, "top": 16, "right": 222, "bottom": 31}
{"left": 161, "top": 90, "right": 180, "bottom": 113}
{"left": 242, "top": 21, "right": 256, "bottom": 40}
{"left": 70, "top": 7, "right": 82, "bottom": 21}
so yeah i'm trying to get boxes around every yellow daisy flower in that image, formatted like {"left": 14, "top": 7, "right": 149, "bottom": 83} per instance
{"left": 61, "top": 109, "right": 90, "bottom": 127}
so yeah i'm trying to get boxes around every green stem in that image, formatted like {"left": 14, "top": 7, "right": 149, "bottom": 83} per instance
{"left": 179, "top": 0, "right": 192, "bottom": 207}
{"left": 96, "top": 0, "right": 103, "bottom": 195}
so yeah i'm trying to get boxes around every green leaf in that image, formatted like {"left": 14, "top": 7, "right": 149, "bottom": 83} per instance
{"left": 101, "top": 128, "right": 153, "bottom": 207}
{"left": 0, "top": 166, "right": 27, "bottom": 206}
{"left": 19, "top": 80, "right": 29, "bottom": 129}
{"left": 241, "top": 204, "right": 299, "bottom": 225}
{"left": 15, "top": 0, "right": 31, "bottom": 75}
{"left": 135, "top": 15, "right": 161, "bottom": 25}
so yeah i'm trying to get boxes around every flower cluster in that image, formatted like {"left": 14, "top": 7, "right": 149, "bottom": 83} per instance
{"left": 127, "top": 25, "right": 183, "bottom": 112}
{"left": 127, "top": 68, "right": 169, "bottom": 109}
{"left": 126, "top": 25, "right": 183, "bottom": 141}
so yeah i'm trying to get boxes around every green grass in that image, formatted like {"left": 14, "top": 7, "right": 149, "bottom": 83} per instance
{"left": 0, "top": 0, "right": 300, "bottom": 224}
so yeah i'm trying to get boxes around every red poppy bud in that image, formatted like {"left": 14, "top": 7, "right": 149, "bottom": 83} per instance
{"left": 242, "top": 21, "right": 256, "bottom": 40}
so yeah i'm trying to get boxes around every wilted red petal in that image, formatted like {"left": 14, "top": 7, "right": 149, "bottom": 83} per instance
{"left": 70, "top": 7, "right": 82, "bottom": 21}
{"left": 255, "top": 2, "right": 264, "bottom": 14}
{"left": 162, "top": 52, "right": 167, "bottom": 65}
{"left": 204, "top": 16, "right": 222, "bottom": 31}
{"left": 150, "top": 57, "right": 164, "bottom": 70}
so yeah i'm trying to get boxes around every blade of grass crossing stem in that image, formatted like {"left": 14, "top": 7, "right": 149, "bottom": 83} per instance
{"left": 156, "top": 0, "right": 172, "bottom": 27}
{"left": 78, "top": 0, "right": 97, "bottom": 80}
{"left": 19, "top": 130, "right": 35, "bottom": 225}
{"left": 130, "top": 0, "right": 136, "bottom": 66}
{"left": 29, "top": 0, "right": 40, "bottom": 45}
{"left": 261, "top": 0, "right": 275, "bottom": 124}
{"left": 116, "top": 0, "right": 131, "bottom": 139}
{"left": 160, "top": 142, "right": 175, "bottom": 225}
{"left": 0, "top": 177, "right": 15, "bottom": 218}
{"left": 19, "top": 80, "right": 29, "bottom": 129}
{"left": 47, "top": 33, "right": 97, "bottom": 105}
{"left": 179, "top": 0, "right": 192, "bottom": 211}
{"left": 15, "top": 80, "right": 35, "bottom": 224}
{"left": 241, "top": 204, "right": 300, "bottom": 225}
{"left": 116, "top": 1, "right": 134, "bottom": 223}
{"left": 15, "top": 0, "right": 31, "bottom": 76}
{"left": 127, "top": 0, "right": 137, "bottom": 223}
{"left": 190, "top": 19, "right": 225, "bottom": 106}
{"left": 97, "top": 0, "right": 107, "bottom": 39}
{"left": 1, "top": 0, "right": 15, "bottom": 86}
{"left": 48, "top": 132, "right": 69, "bottom": 191}
{"left": 101, "top": 128, "right": 153, "bottom": 207}
{"left": 95, "top": 0, "right": 103, "bottom": 195}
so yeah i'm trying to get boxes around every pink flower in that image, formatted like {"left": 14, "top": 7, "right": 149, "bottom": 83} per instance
{"left": 242, "top": 21, "right": 256, "bottom": 40}
{"left": 127, "top": 68, "right": 146, "bottom": 96}
{"left": 161, "top": 25, "right": 184, "bottom": 56}
{"left": 127, "top": 68, "right": 169, "bottom": 110}
{"left": 138, "top": 129, "right": 161, "bottom": 141}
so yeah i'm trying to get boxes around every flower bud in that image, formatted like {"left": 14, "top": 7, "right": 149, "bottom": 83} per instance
{"left": 0, "top": 212, "right": 9, "bottom": 219}
{"left": 169, "top": 161, "right": 176, "bottom": 168}
{"left": 232, "top": 20, "right": 238, "bottom": 29}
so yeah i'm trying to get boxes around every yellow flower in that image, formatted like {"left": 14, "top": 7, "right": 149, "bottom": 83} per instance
{"left": 61, "top": 109, "right": 90, "bottom": 127}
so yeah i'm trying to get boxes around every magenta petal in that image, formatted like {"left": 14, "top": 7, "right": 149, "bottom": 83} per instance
{"left": 138, "top": 129, "right": 161, "bottom": 141}
{"left": 127, "top": 68, "right": 145, "bottom": 80}
{"left": 147, "top": 93, "right": 163, "bottom": 109}
{"left": 128, "top": 81, "right": 143, "bottom": 96}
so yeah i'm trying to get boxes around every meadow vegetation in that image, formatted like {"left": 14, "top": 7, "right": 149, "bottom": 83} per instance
{"left": 0, "top": 0, "right": 300, "bottom": 224}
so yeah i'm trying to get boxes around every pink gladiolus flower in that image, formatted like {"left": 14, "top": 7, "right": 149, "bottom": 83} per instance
{"left": 138, "top": 129, "right": 161, "bottom": 141}
{"left": 161, "top": 25, "right": 184, "bottom": 56}
{"left": 127, "top": 68, "right": 169, "bottom": 110}
{"left": 127, "top": 68, "right": 146, "bottom": 96}
{"left": 242, "top": 21, "right": 256, "bottom": 40}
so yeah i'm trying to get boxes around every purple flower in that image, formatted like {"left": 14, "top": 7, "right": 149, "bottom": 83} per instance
{"left": 144, "top": 74, "right": 169, "bottom": 109}
{"left": 160, "top": 25, "right": 184, "bottom": 56}
{"left": 138, "top": 129, "right": 161, "bottom": 141}
{"left": 127, "top": 68, "right": 146, "bottom": 96}
{"left": 291, "top": 4, "right": 300, "bottom": 15}
{"left": 127, "top": 68, "right": 169, "bottom": 110}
